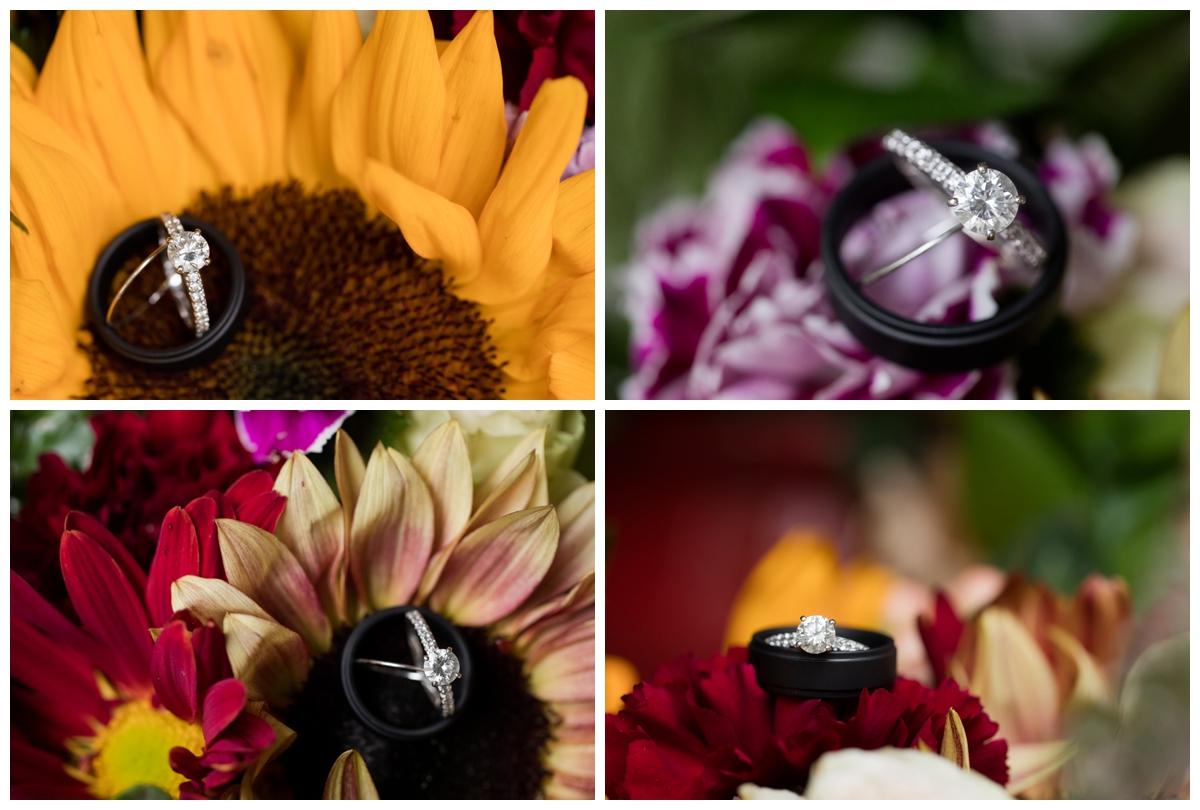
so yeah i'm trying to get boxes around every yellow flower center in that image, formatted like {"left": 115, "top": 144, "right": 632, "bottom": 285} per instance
{"left": 84, "top": 698, "right": 205, "bottom": 799}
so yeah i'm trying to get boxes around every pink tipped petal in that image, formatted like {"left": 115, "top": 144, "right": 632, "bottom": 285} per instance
{"left": 59, "top": 530, "right": 153, "bottom": 695}
{"left": 527, "top": 622, "right": 594, "bottom": 704}
{"left": 63, "top": 512, "right": 148, "bottom": 598}
{"left": 201, "top": 678, "right": 247, "bottom": 744}
{"left": 184, "top": 497, "right": 224, "bottom": 580}
{"left": 499, "top": 571, "right": 594, "bottom": 640}
{"left": 217, "top": 519, "right": 332, "bottom": 654}
{"left": 146, "top": 506, "right": 202, "bottom": 627}
{"left": 222, "top": 613, "right": 310, "bottom": 706}
{"left": 271, "top": 452, "right": 344, "bottom": 618}
{"left": 151, "top": 620, "right": 199, "bottom": 723}
{"left": 430, "top": 506, "right": 559, "bottom": 626}
{"left": 528, "top": 482, "right": 594, "bottom": 601}
{"left": 411, "top": 418, "right": 473, "bottom": 553}
{"left": 475, "top": 427, "right": 549, "bottom": 508}
{"left": 323, "top": 750, "right": 380, "bottom": 800}
{"left": 972, "top": 607, "right": 1060, "bottom": 744}
{"left": 350, "top": 445, "right": 434, "bottom": 610}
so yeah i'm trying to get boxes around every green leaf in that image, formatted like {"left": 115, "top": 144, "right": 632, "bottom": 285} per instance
{"left": 11, "top": 211, "right": 29, "bottom": 235}
{"left": 111, "top": 784, "right": 173, "bottom": 800}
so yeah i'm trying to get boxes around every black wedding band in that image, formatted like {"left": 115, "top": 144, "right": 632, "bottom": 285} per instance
{"left": 88, "top": 215, "right": 247, "bottom": 370}
{"left": 341, "top": 606, "right": 472, "bottom": 740}
{"left": 748, "top": 625, "right": 896, "bottom": 699}
{"left": 822, "top": 140, "right": 1066, "bottom": 373}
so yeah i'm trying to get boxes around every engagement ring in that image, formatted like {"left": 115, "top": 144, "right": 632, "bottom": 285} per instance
{"left": 765, "top": 615, "right": 870, "bottom": 654}
{"left": 106, "top": 212, "right": 211, "bottom": 337}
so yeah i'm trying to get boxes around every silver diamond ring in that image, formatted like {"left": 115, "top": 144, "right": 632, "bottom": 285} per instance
{"left": 356, "top": 611, "right": 461, "bottom": 717}
{"left": 765, "top": 615, "right": 870, "bottom": 654}
{"left": 861, "top": 129, "right": 1047, "bottom": 286}
{"left": 105, "top": 212, "right": 211, "bottom": 337}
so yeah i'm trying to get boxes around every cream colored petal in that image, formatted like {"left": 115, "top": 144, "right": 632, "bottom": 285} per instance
{"left": 334, "top": 430, "right": 367, "bottom": 622}
{"left": 434, "top": 10, "right": 505, "bottom": 218}
{"left": 461, "top": 77, "right": 587, "bottom": 306}
{"left": 10, "top": 43, "right": 36, "bottom": 99}
{"left": 286, "top": 10, "right": 362, "bottom": 189}
{"left": 527, "top": 621, "right": 594, "bottom": 705}
{"left": 153, "top": 11, "right": 293, "bottom": 188}
{"left": 1006, "top": 740, "right": 1077, "bottom": 796}
{"left": 349, "top": 444, "right": 434, "bottom": 609}
{"left": 223, "top": 612, "right": 310, "bottom": 706}
{"left": 940, "top": 707, "right": 969, "bottom": 770}
{"left": 527, "top": 481, "right": 594, "bottom": 601}
{"left": 217, "top": 519, "right": 332, "bottom": 654}
{"left": 806, "top": 748, "right": 1012, "bottom": 799}
{"left": 170, "top": 575, "right": 273, "bottom": 625}
{"left": 411, "top": 418, "right": 473, "bottom": 553}
{"left": 469, "top": 451, "right": 540, "bottom": 530}
{"left": 36, "top": 10, "right": 215, "bottom": 217}
{"left": 429, "top": 506, "right": 559, "bottom": 626}
{"left": 475, "top": 426, "right": 548, "bottom": 508}
{"left": 272, "top": 451, "right": 345, "bottom": 622}
{"left": 1046, "top": 625, "right": 1112, "bottom": 708}
{"left": 500, "top": 571, "right": 593, "bottom": 641}
{"left": 543, "top": 720, "right": 594, "bottom": 798}
{"left": 323, "top": 750, "right": 380, "bottom": 800}
{"left": 972, "top": 607, "right": 1060, "bottom": 744}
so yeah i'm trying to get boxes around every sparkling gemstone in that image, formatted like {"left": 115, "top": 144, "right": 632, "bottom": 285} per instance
{"left": 424, "top": 648, "right": 460, "bottom": 686}
{"left": 168, "top": 231, "right": 210, "bottom": 274}
{"left": 797, "top": 615, "right": 836, "bottom": 654}
{"left": 951, "top": 167, "right": 1020, "bottom": 237}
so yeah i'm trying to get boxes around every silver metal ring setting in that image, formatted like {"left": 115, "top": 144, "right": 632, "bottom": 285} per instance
{"left": 160, "top": 213, "right": 211, "bottom": 337}
{"left": 765, "top": 615, "right": 870, "bottom": 654}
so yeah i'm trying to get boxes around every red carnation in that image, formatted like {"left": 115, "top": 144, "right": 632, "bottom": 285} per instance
{"left": 13, "top": 411, "right": 257, "bottom": 611}
{"left": 606, "top": 648, "right": 1007, "bottom": 799}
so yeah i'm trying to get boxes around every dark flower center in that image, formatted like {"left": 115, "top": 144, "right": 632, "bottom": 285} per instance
{"left": 84, "top": 182, "right": 503, "bottom": 399}
{"left": 280, "top": 626, "right": 552, "bottom": 799}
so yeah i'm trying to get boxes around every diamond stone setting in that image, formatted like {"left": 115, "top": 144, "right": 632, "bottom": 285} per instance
{"left": 423, "top": 647, "right": 461, "bottom": 686}
{"left": 797, "top": 615, "right": 837, "bottom": 654}
{"left": 951, "top": 166, "right": 1020, "bottom": 237}
{"left": 167, "top": 230, "right": 210, "bottom": 274}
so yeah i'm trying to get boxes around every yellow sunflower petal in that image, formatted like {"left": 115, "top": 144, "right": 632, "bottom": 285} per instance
{"left": 274, "top": 10, "right": 313, "bottom": 67}
{"left": 548, "top": 337, "right": 596, "bottom": 400}
{"left": 36, "top": 10, "right": 215, "bottom": 217}
{"left": 141, "top": 11, "right": 183, "bottom": 73}
{"left": 10, "top": 279, "right": 89, "bottom": 399}
{"left": 434, "top": 10, "right": 505, "bottom": 219}
{"left": 10, "top": 43, "right": 36, "bottom": 99}
{"left": 286, "top": 10, "right": 362, "bottom": 189}
{"left": 154, "top": 11, "right": 293, "bottom": 188}
{"left": 461, "top": 76, "right": 587, "bottom": 306}
{"left": 361, "top": 158, "right": 481, "bottom": 281}
{"left": 552, "top": 169, "right": 595, "bottom": 276}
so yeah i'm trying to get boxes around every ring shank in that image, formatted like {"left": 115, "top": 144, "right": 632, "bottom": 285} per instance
{"left": 748, "top": 626, "right": 896, "bottom": 699}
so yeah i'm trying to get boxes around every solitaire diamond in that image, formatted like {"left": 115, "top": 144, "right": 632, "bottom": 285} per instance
{"left": 797, "top": 615, "right": 836, "bottom": 654}
{"left": 951, "top": 166, "right": 1020, "bottom": 238}
{"left": 423, "top": 647, "right": 460, "bottom": 686}
{"left": 167, "top": 231, "right": 210, "bottom": 274}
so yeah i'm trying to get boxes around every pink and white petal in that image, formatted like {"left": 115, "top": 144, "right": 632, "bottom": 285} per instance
{"left": 216, "top": 519, "right": 332, "bottom": 654}
{"left": 469, "top": 451, "right": 540, "bottom": 530}
{"left": 271, "top": 451, "right": 345, "bottom": 619}
{"left": 234, "top": 410, "right": 351, "bottom": 464}
{"left": 59, "top": 530, "right": 153, "bottom": 696}
{"left": 222, "top": 613, "right": 310, "bottom": 706}
{"left": 475, "top": 427, "right": 549, "bottom": 508}
{"left": 200, "top": 678, "right": 247, "bottom": 744}
{"left": 411, "top": 418, "right": 473, "bottom": 554}
{"left": 544, "top": 716, "right": 595, "bottom": 797}
{"left": 145, "top": 506, "right": 202, "bottom": 627}
{"left": 151, "top": 619, "right": 199, "bottom": 723}
{"left": 526, "top": 482, "right": 594, "bottom": 602}
{"left": 429, "top": 506, "right": 559, "bottom": 626}
{"left": 498, "top": 571, "right": 594, "bottom": 641}
{"left": 526, "top": 627, "right": 593, "bottom": 704}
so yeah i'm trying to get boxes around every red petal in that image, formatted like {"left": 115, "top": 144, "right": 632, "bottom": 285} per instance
{"left": 236, "top": 490, "right": 287, "bottom": 533}
{"left": 519, "top": 45, "right": 561, "bottom": 112}
{"left": 146, "top": 507, "right": 202, "bottom": 627}
{"left": 225, "top": 470, "right": 276, "bottom": 508}
{"left": 12, "top": 737, "right": 89, "bottom": 794}
{"left": 170, "top": 746, "right": 207, "bottom": 780}
{"left": 178, "top": 782, "right": 206, "bottom": 800}
{"left": 12, "top": 617, "right": 106, "bottom": 721}
{"left": 151, "top": 620, "right": 199, "bottom": 723}
{"left": 918, "top": 592, "right": 964, "bottom": 684}
{"left": 11, "top": 572, "right": 115, "bottom": 675}
{"left": 185, "top": 497, "right": 224, "bottom": 580}
{"left": 192, "top": 622, "right": 233, "bottom": 699}
{"left": 63, "top": 512, "right": 147, "bottom": 599}
{"left": 205, "top": 490, "right": 238, "bottom": 520}
{"left": 201, "top": 678, "right": 247, "bottom": 744}
{"left": 205, "top": 712, "right": 276, "bottom": 753}
{"left": 60, "top": 530, "right": 153, "bottom": 695}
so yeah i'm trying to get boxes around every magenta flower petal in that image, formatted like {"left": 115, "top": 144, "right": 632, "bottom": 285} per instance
{"left": 146, "top": 507, "right": 201, "bottom": 627}
{"left": 205, "top": 712, "right": 276, "bottom": 754}
{"left": 234, "top": 411, "right": 352, "bottom": 464}
{"left": 201, "top": 678, "right": 247, "bottom": 745}
{"left": 59, "top": 530, "right": 153, "bottom": 695}
{"left": 184, "top": 497, "right": 224, "bottom": 580}
{"left": 151, "top": 620, "right": 199, "bottom": 723}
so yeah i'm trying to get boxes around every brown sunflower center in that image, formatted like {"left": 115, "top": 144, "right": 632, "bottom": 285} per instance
{"left": 83, "top": 183, "right": 503, "bottom": 398}
{"left": 280, "top": 625, "right": 552, "bottom": 799}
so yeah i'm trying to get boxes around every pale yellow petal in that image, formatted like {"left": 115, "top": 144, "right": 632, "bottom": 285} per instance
{"left": 476, "top": 426, "right": 548, "bottom": 507}
{"left": 286, "top": 10, "right": 362, "bottom": 189}
{"left": 361, "top": 158, "right": 481, "bottom": 281}
{"left": 461, "top": 77, "right": 587, "bottom": 305}
{"left": 170, "top": 575, "right": 274, "bottom": 625}
{"left": 411, "top": 419, "right": 473, "bottom": 553}
{"left": 223, "top": 612, "right": 310, "bottom": 706}
{"left": 434, "top": 10, "right": 505, "bottom": 219}
{"left": 154, "top": 11, "right": 293, "bottom": 188}
{"left": 10, "top": 43, "right": 36, "bottom": 99}
{"left": 36, "top": 10, "right": 215, "bottom": 217}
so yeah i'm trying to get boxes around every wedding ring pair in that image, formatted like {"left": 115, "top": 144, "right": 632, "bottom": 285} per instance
{"left": 355, "top": 610, "right": 463, "bottom": 717}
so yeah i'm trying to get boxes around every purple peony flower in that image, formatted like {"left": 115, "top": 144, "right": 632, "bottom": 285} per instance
{"left": 621, "top": 119, "right": 1014, "bottom": 399}
{"left": 234, "top": 410, "right": 352, "bottom": 464}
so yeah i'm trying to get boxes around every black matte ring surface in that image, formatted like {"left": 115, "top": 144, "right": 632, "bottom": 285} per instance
{"left": 822, "top": 141, "right": 1066, "bottom": 373}
{"left": 88, "top": 216, "right": 247, "bottom": 370}
{"left": 341, "top": 605, "right": 472, "bottom": 740}
{"left": 748, "top": 626, "right": 896, "bottom": 699}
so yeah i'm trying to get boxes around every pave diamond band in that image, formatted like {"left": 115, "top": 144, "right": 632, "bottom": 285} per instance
{"left": 881, "top": 129, "right": 1047, "bottom": 272}
{"left": 406, "top": 610, "right": 460, "bottom": 716}
{"left": 764, "top": 615, "right": 870, "bottom": 655}
{"left": 159, "top": 213, "right": 210, "bottom": 337}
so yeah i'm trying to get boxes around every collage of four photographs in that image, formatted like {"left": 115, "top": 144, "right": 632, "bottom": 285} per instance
{"left": 7, "top": 8, "right": 1192, "bottom": 802}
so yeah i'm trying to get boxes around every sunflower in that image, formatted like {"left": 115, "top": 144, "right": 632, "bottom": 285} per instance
{"left": 12, "top": 473, "right": 289, "bottom": 798}
{"left": 11, "top": 10, "right": 594, "bottom": 399}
